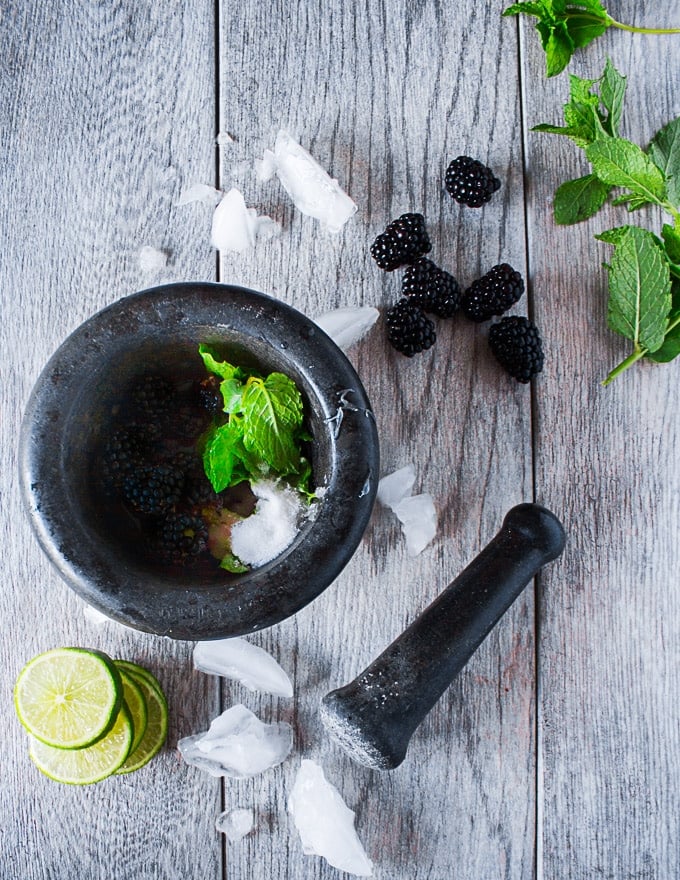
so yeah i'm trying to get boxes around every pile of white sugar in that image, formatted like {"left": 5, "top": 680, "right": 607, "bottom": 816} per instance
{"left": 230, "top": 480, "right": 304, "bottom": 567}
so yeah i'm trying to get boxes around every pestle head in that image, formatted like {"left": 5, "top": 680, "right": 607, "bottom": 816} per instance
{"left": 501, "top": 503, "right": 566, "bottom": 564}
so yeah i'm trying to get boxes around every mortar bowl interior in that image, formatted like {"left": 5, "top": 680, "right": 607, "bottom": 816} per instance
{"left": 19, "top": 283, "right": 379, "bottom": 639}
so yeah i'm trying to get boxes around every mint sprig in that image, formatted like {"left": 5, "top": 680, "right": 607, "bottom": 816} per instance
{"left": 503, "top": 1, "right": 680, "bottom": 77}
{"left": 198, "top": 344, "right": 311, "bottom": 494}
{"left": 532, "top": 60, "right": 680, "bottom": 383}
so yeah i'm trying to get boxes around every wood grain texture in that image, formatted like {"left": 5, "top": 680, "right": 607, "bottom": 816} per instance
{"left": 0, "top": 1, "right": 220, "bottom": 878}
{"left": 217, "top": 2, "right": 535, "bottom": 878}
{"left": 520, "top": 2, "right": 680, "bottom": 877}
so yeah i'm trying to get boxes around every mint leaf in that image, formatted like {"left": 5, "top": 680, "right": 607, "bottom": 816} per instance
{"left": 565, "top": 14, "right": 608, "bottom": 48}
{"left": 599, "top": 58, "right": 626, "bottom": 136}
{"left": 585, "top": 138, "right": 666, "bottom": 205}
{"left": 203, "top": 421, "right": 243, "bottom": 493}
{"left": 662, "top": 223, "right": 680, "bottom": 264}
{"left": 219, "top": 377, "right": 244, "bottom": 413}
{"left": 553, "top": 174, "right": 611, "bottom": 224}
{"left": 545, "top": 22, "right": 575, "bottom": 77}
{"left": 241, "top": 373, "right": 304, "bottom": 475}
{"left": 220, "top": 552, "right": 249, "bottom": 573}
{"left": 600, "top": 226, "right": 672, "bottom": 353}
{"left": 649, "top": 117, "right": 680, "bottom": 210}
{"left": 198, "top": 345, "right": 246, "bottom": 382}
{"left": 503, "top": 1, "right": 549, "bottom": 16}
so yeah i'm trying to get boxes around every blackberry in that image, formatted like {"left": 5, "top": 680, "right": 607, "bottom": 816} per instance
{"left": 370, "top": 213, "right": 432, "bottom": 271}
{"left": 385, "top": 299, "right": 436, "bottom": 357}
{"left": 488, "top": 316, "right": 544, "bottom": 383}
{"left": 402, "top": 258, "right": 461, "bottom": 318}
{"left": 101, "top": 425, "right": 153, "bottom": 490}
{"left": 183, "top": 461, "right": 221, "bottom": 509}
{"left": 195, "top": 376, "right": 222, "bottom": 415}
{"left": 122, "top": 463, "right": 184, "bottom": 516}
{"left": 445, "top": 156, "right": 501, "bottom": 208}
{"left": 129, "top": 374, "right": 175, "bottom": 420}
{"left": 461, "top": 263, "right": 525, "bottom": 323}
{"left": 154, "top": 512, "right": 208, "bottom": 566}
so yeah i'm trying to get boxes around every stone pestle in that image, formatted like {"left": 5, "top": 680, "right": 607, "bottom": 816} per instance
{"left": 320, "top": 503, "right": 566, "bottom": 770}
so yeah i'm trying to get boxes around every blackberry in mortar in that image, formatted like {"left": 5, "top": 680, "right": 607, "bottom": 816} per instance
{"left": 445, "top": 156, "right": 501, "bottom": 208}
{"left": 129, "top": 374, "right": 175, "bottom": 420}
{"left": 461, "top": 263, "right": 525, "bottom": 323}
{"left": 385, "top": 298, "right": 436, "bottom": 357}
{"left": 488, "top": 316, "right": 544, "bottom": 383}
{"left": 370, "top": 213, "right": 432, "bottom": 271}
{"left": 101, "top": 425, "right": 154, "bottom": 491}
{"left": 402, "top": 258, "right": 461, "bottom": 318}
{"left": 154, "top": 512, "right": 208, "bottom": 566}
{"left": 122, "top": 463, "right": 184, "bottom": 516}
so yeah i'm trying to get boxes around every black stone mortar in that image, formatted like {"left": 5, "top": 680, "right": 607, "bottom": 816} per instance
{"left": 19, "top": 283, "right": 379, "bottom": 639}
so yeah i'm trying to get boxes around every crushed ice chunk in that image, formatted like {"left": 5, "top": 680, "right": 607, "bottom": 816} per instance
{"left": 377, "top": 465, "right": 437, "bottom": 555}
{"left": 138, "top": 245, "right": 168, "bottom": 273}
{"left": 178, "top": 182, "right": 222, "bottom": 206}
{"left": 392, "top": 493, "right": 437, "bottom": 556}
{"left": 211, "top": 187, "right": 281, "bottom": 253}
{"left": 314, "top": 306, "right": 379, "bottom": 351}
{"left": 288, "top": 760, "right": 373, "bottom": 877}
{"left": 178, "top": 704, "right": 293, "bottom": 779}
{"left": 216, "top": 131, "right": 234, "bottom": 146}
{"left": 230, "top": 480, "right": 303, "bottom": 567}
{"left": 193, "top": 638, "right": 293, "bottom": 698}
{"left": 216, "top": 808, "right": 255, "bottom": 842}
{"left": 377, "top": 464, "right": 416, "bottom": 509}
{"left": 260, "top": 131, "right": 357, "bottom": 232}
{"left": 255, "top": 149, "right": 277, "bottom": 182}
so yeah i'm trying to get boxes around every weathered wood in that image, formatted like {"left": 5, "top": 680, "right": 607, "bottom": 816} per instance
{"left": 0, "top": 2, "right": 220, "bottom": 878}
{"left": 218, "top": 1, "right": 535, "bottom": 878}
{"left": 521, "top": 2, "right": 680, "bottom": 877}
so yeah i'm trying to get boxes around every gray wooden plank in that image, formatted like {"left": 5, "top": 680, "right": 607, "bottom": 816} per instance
{"left": 0, "top": 2, "right": 221, "bottom": 878}
{"left": 520, "top": 2, "right": 680, "bottom": 877}
{"left": 216, "top": 2, "right": 537, "bottom": 878}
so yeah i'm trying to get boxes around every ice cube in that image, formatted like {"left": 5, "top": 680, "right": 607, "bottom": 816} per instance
{"left": 377, "top": 464, "right": 416, "bottom": 509}
{"left": 193, "top": 638, "right": 293, "bottom": 698}
{"left": 314, "top": 306, "right": 379, "bottom": 351}
{"left": 216, "top": 131, "right": 234, "bottom": 146}
{"left": 215, "top": 808, "right": 255, "bottom": 842}
{"left": 392, "top": 493, "right": 437, "bottom": 556}
{"left": 288, "top": 760, "right": 373, "bottom": 877}
{"left": 178, "top": 704, "right": 293, "bottom": 779}
{"left": 138, "top": 245, "right": 167, "bottom": 273}
{"left": 177, "top": 182, "right": 222, "bottom": 206}
{"left": 261, "top": 131, "right": 357, "bottom": 233}
{"left": 211, "top": 187, "right": 280, "bottom": 253}
{"left": 255, "top": 149, "right": 277, "bottom": 182}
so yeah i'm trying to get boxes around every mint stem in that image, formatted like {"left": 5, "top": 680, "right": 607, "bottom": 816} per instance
{"left": 602, "top": 347, "right": 646, "bottom": 386}
{"left": 606, "top": 17, "right": 680, "bottom": 35}
{"left": 603, "top": 313, "right": 680, "bottom": 385}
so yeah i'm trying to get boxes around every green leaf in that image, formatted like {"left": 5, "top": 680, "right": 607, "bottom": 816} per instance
{"left": 545, "top": 21, "right": 575, "bottom": 77}
{"left": 565, "top": 14, "right": 608, "bottom": 48}
{"left": 203, "top": 421, "right": 243, "bottom": 493}
{"left": 585, "top": 138, "right": 667, "bottom": 204}
{"left": 503, "top": 1, "right": 549, "bottom": 17}
{"left": 599, "top": 58, "right": 626, "bottom": 137}
{"left": 649, "top": 117, "right": 680, "bottom": 210}
{"left": 553, "top": 174, "right": 611, "bottom": 224}
{"left": 219, "top": 377, "right": 244, "bottom": 413}
{"left": 220, "top": 552, "right": 249, "bottom": 573}
{"left": 567, "top": 0, "right": 607, "bottom": 14}
{"left": 198, "top": 345, "right": 245, "bottom": 382}
{"left": 595, "top": 225, "right": 631, "bottom": 246}
{"left": 240, "top": 373, "right": 304, "bottom": 475}
{"left": 662, "top": 223, "right": 680, "bottom": 264}
{"left": 601, "top": 226, "right": 672, "bottom": 352}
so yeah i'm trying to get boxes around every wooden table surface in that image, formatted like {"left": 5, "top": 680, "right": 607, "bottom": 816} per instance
{"left": 2, "top": 2, "right": 679, "bottom": 878}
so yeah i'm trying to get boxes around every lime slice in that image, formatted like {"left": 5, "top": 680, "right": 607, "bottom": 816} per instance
{"left": 115, "top": 673, "right": 168, "bottom": 774}
{"left": 117, "top": 670, "right": 148, "bottom": 758}
{"left": 114, "top": 660, "right": 164, "bottom": 698}
{"left": 29, "top": 702, "right": 134, "bottom": 785}
{"left": 14, "top": 648, "right": 122, "bottom": 749}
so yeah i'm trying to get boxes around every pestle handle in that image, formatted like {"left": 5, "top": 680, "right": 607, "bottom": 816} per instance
{"left": 320, "top": 503, "right": 565, "bottom": 770}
